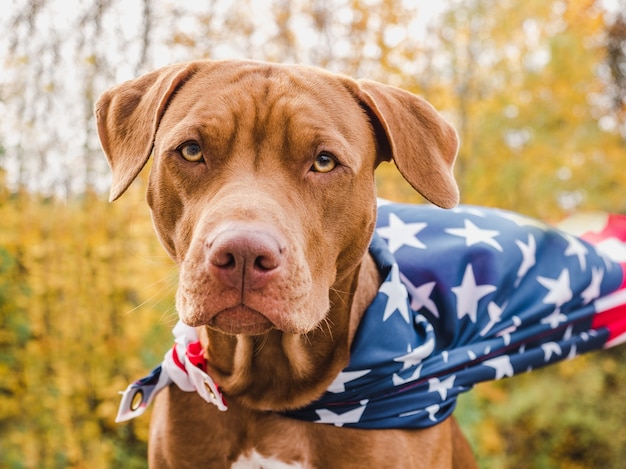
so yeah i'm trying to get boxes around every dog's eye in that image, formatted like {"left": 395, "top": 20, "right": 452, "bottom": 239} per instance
{"left": 180, "top": 143, "right": 204, "bottom": 162}
{"left": 310, "top": 152, "right": 337, "bottom": 173}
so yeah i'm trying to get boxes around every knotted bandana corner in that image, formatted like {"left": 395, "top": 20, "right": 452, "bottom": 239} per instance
{"left": 116, "top": 321, "right": 227, "bottom": 423}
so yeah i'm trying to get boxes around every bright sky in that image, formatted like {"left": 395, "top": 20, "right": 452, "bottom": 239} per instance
{"left": 0, "top": 0, "right": 450, "bottom": 194}
{"left": 0, "top": 0, "right": 621, "bottom": 195}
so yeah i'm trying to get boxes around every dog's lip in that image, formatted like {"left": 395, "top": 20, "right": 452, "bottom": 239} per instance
{"left": 209, "top": 305, "right": 275, "bottom": 335}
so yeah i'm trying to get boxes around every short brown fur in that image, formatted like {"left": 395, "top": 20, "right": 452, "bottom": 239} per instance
{"left": 95, "top": 59, "right": 476, "bottom": 468}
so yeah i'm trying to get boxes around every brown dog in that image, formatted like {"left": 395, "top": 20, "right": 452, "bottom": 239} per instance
{"left": 95, "top": 60, "right": 477, "bottom": 468}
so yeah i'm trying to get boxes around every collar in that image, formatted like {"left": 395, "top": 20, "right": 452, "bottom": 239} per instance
{"left": 117, "top": 202, "right": 626, "bottom": 428}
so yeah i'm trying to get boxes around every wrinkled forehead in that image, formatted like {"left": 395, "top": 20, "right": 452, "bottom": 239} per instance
{"left": 156, "top": 62, "right": 372, "bottom": 147}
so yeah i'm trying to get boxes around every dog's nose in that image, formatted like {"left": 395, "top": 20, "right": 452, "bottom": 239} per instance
{"left": 207, "top": 228, "right": 284, "bottom": 290}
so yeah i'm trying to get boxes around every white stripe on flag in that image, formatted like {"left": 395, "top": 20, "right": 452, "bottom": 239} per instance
{"left": 594, "top": 288, "right": 626, "bottom": 313}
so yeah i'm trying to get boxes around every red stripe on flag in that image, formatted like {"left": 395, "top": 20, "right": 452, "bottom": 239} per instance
{"left": 592, "top": 302, "right": 626, "bottom": 343}
{"left": 581, "top": 213, "right": 626, "bottom": 244}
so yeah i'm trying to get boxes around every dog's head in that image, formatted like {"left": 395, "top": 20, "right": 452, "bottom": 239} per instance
{"left": 95, "top": 60, "right": 458, "bottom": 336}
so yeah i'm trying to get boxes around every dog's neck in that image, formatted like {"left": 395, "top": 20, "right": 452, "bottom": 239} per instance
{"left": 198, "top": 253, "right": 381, "bottom": 412}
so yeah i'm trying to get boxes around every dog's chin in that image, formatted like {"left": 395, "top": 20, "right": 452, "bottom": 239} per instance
{"left": 208, "top": 305, "right": 275, "bottom": 336}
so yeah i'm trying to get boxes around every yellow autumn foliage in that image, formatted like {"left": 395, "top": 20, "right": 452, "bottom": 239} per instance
{"left": 0, "top": 182, "right": 175, "bottom": 467}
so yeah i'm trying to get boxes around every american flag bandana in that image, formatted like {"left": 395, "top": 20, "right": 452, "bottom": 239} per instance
{"left": 116, "top": 200, "right": 626, "bottom": 429}
{"left": 284, "top": 201, "right": 626, "bottom": 428}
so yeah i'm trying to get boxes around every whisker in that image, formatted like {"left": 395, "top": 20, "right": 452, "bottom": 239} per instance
{"left": 123, "top": 273, "right": 176, "bottom": 316}
{"left": 329, "top": 287, "right": 350, "bottom": 309}
{"left": 313, "top": 316, "right": 334, "bottom": 341}
{"left": 254, "top": 333, "right": 271, "bottom": 355}
{"left": 160, "top": 305, "right": 180, "bottom": 327}
{"left": 322, "top": 316, "right": 334, "bottom": 341}
{"left": 301, "top": 331, "right": 313, "bottom": 346}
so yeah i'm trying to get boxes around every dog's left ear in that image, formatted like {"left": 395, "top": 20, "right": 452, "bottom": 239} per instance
{"left": 353, "top": 79, "right": 459, "bottom": 208}
{"left": 95, "top": 62, "right": 200, "bottom": 201}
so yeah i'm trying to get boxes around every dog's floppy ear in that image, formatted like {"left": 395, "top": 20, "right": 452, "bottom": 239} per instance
{"left": 354, "top": 79, "right": 459, "bottom": 208}
{"left": 95, "top": 62, "right": 200, "bottom": 201}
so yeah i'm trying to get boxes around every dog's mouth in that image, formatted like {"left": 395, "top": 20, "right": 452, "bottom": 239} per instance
{"left": 209, "top": 305, "right": 275, "bottom": 336}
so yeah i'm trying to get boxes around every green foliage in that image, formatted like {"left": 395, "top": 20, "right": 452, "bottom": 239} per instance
{"left": 456, "top": 348, "right": 626, "bottom": 468}
{"left": 0, "top": 187, "right": 175, "bottom": 467}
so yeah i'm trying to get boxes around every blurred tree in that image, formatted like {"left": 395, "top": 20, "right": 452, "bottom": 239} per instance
{"left": 1, "top": 0, "right": 624, "bottom": 209}
{"left": 409, "top": 0, "right": 626, "bottom": 219}
{"left": 1, "top": 0, "right": 153, "bottom": 196}
{"left": 2, "top": 0, "right": 626, "bottom": 467}
{"left": 606, "top": 0, "right": 626, "bottom": 135}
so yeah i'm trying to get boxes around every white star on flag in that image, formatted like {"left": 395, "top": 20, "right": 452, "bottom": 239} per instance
{"left": 315, "top": 400, "right": 369, "bottom": 427}
{"left": 563, "top": 325, "right": 574, "bottom": 340}
{"left": 541, "top": 308, "right": 568, "bottom": 329}
{"left": 479, "top": 301, "right": 506, "bottom": 336}
{"left": 376, "top": 213, "right": 427, "bottom": 253}
{"left": 496, "top": 315, "right": 522, "bottom": 337}
{"left": 394, "top": 340, "right": 435, "bottom": 370}
{"left": 581, "top": 267, "right": 604, "bottom": 304}
{"left": 567, "top": 344, "right": 577, "bottom": 360}
{"left": 537, "top": 268, "right": 573, "bottom": 307}
{"left": 428, "top": 375, "right": 456, "bottom": 400}
{"left": 515, "top": 234, "right": 537, "bottom": 284}
{"left": 426, "top": 404, "right": 440, "bottom": 422}
{"left": 327, "top": 370, "right": 371, "bottom": 393}
{"left": 445, "top": 219, "right": 503, "bottom": 252}
{"left": 400, "top": 273, "right": 439, "bottom": 318}
{"left": 483, "top": 356, "right": 515, "bottom": 379}
{"left": 563, "top": 233, "right": 589, "bottom": 271}
{"left": 541, "top": 342, "right": 562, "bottom": 361}
{"left": 501, "top": 333, "right": 512, "bottom": 346}
{"left": 392, "top": 364, "right": 423, "bottom": 385}
{"left": 379, "top": 264, "right": 411, "bottom": 323}
{"left": 452, "top": 264, "right": 497, "bottom": 323}
{"left": 400, "top": 405, "right": 441, "bottom": 422}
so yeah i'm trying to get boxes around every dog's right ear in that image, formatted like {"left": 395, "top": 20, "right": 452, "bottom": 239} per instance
{"left": 95, "top": 62, "right": 200, "bottom": 201}
{"left": 348, "top": 79, "right": 459, "bottom": 209}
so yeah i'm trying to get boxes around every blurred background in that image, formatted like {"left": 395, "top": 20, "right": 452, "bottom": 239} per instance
{"left": 1, "top": 0, "right": 625, "bottom": 467}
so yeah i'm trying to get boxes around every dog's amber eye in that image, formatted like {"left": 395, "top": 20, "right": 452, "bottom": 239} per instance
{"left": 311, "top": 152, "right": 337, "bottom": 173}
{"left": 180, "top": 143, "right": 203, "bottom": 162}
